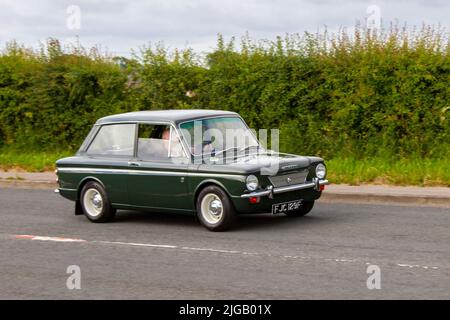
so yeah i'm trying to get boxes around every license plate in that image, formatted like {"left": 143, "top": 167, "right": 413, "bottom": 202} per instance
{"left": 272, "top": 200, "right": 302, "bottom": 214}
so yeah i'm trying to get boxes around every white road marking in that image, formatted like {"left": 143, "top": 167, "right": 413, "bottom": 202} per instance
{"left": 325, "top": 258, "right": 357, "bottom": 263}
{"left": 181, "top": 246, "right": 241, "bottom": 254}
{"left": 13, "top": 234, "right": 86, "bottom": 243}
{"left": 242, "top": 252, "right": 259, "bottom": 256}
{"left": 10, "top": 234, "right": 442, "bottom": 271}
{"left": 95, "top": 240, "right": 178, "bottom": 249}
{"left": 397, "top": 263, "right": 439, "bottom": 270}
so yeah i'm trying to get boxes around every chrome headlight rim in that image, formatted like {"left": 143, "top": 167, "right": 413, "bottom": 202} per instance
{"left": 246, "top": 175, "right": 259, "bottom": 191}
{"left": 315, "top": 163, "right": 326, "bottom": 179}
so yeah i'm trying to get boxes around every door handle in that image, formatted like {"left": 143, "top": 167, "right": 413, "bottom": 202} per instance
{"left": 128, "top": 161, "right": 140, "bottom": 167}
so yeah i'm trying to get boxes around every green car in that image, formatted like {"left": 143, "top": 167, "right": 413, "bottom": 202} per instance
{"left": 56, "top": 110, "right": 329, "bottom": 231}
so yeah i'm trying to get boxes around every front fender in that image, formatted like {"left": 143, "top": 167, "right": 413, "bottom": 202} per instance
{"left": 190, "top": 175, "right": 247, "bottom": 209}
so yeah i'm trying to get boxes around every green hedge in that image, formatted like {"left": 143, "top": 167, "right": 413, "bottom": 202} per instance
{"left": 0, "top": 27, "right": 449, "bottom": 160}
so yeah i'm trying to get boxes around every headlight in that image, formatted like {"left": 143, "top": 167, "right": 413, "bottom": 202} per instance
{"left": 246, "top": 175, "right": 259, "bottom": 191}
{"left": 315, "top": 163, "right": 326, "bottom": 179}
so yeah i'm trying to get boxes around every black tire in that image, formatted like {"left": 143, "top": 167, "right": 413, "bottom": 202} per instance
{"left": 196, "top": 185, "right": 236, "bottom": 231}
{"left": 80, "top": 181, "right": 116, "bottom": 223}
{"left": 284, "top": 200, "right": 315, "bottom": 217}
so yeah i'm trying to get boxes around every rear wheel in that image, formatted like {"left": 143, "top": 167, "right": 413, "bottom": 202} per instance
{"left": 196, "top": 186, "right": 236, "bottom": 231}
{"left": 284, "top": 200, "right": 315, "bottom": 217}
{"left": 80, "top": 181, "right": 116, "bottom": 223}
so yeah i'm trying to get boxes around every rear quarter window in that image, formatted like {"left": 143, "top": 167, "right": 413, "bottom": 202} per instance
{"left": 87, "top": 124, "right": 136, "bottom": 157}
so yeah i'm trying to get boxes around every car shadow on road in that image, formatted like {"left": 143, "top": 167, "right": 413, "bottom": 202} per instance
{"left": 113, "top": 210, "right": 328, "bottom": 232}
{"left": 114, "top": 210, "right": 199, "bottom": 227}
{"left": 233, "top": 214, "right": 327, "bottom": 231}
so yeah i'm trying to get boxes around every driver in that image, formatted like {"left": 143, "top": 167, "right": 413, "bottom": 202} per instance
{"left": 161, "top": 127, "right": 184, "bottom": 157}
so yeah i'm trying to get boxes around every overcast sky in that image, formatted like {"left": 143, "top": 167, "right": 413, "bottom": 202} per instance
{"left": 0, "top": 0, "right": 448, "bottom": 56}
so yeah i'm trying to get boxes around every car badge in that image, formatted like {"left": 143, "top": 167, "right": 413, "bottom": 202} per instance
{"left": 282, "top": 164, "right": 297, "bottom": 170}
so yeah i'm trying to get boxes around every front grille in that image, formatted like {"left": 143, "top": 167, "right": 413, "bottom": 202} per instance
{"left": 269, "top": 170, "right": 309, "bottom": 188}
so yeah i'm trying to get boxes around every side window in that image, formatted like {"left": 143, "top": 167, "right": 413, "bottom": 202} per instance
{"left": 87, "top": 124, "right": 135, "bottom": 156}
{"left": 137, "top": 124, "right": 185, "bottom": 160}
{"left": 78, "top": 125, "right": 98, "bottom": 153}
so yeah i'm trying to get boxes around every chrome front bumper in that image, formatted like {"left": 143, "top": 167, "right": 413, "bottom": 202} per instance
{"left": 241, "top": 178, "right": 329, "bottom": 198}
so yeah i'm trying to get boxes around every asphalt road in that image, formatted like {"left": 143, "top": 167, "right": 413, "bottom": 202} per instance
{"left": 0, "top": 187, "right": 449, "bottom": 299}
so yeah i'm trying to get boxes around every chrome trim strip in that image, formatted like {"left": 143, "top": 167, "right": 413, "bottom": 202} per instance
{"left": 57, "top": 167, "right": 244, "bottom": 178}
{"left": 275, "top": 178, "right": 329, "bottom": 193}
{"left": 241, "top": 179, "right": 329, "bottom": 198}
{"left": 57, "top": 187, "right": 77, "bottom": 192}
{"left": 112, "top": 203, "right": 194, "bottom": 213}
{"left": 240, "top": 189, "right": 273, "bottom": 198}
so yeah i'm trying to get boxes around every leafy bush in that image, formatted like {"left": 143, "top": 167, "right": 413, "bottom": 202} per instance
{"left": 0, "top": 26, "right": 449, "bottom": 163}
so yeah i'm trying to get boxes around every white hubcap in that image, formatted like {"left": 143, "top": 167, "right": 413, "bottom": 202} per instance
{"left": 200, "top": 193, "right": 223, "bottom": 224}
{"left": 83, "top": 188, "right": 103, "bottom": 217}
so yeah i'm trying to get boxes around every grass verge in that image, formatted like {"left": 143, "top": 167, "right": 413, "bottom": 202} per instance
{"left": 0, "top": 149, "right": 448, "bottom": 186}
{"left": 327, "top": 157, "right": 450, "bottom": 187}
{"left": 0, "top": 149, "right": 73, "bottom": 172}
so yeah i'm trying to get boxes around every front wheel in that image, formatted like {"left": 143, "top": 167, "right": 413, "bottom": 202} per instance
{"left": 284, "top": 200, "right": 315, "bottom": 217}
{"left": 80, "top": 181, "right": 116, "bottom": 223}
{"left": 196, "top": 186, "right": 236, "bottom": 231}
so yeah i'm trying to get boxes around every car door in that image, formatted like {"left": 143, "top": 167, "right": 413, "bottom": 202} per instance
{"left": 127, "top": 122, "right": 191, "bottom": 212}
{"left": 84, "top": 123, "right": 136, "bottom": 205}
